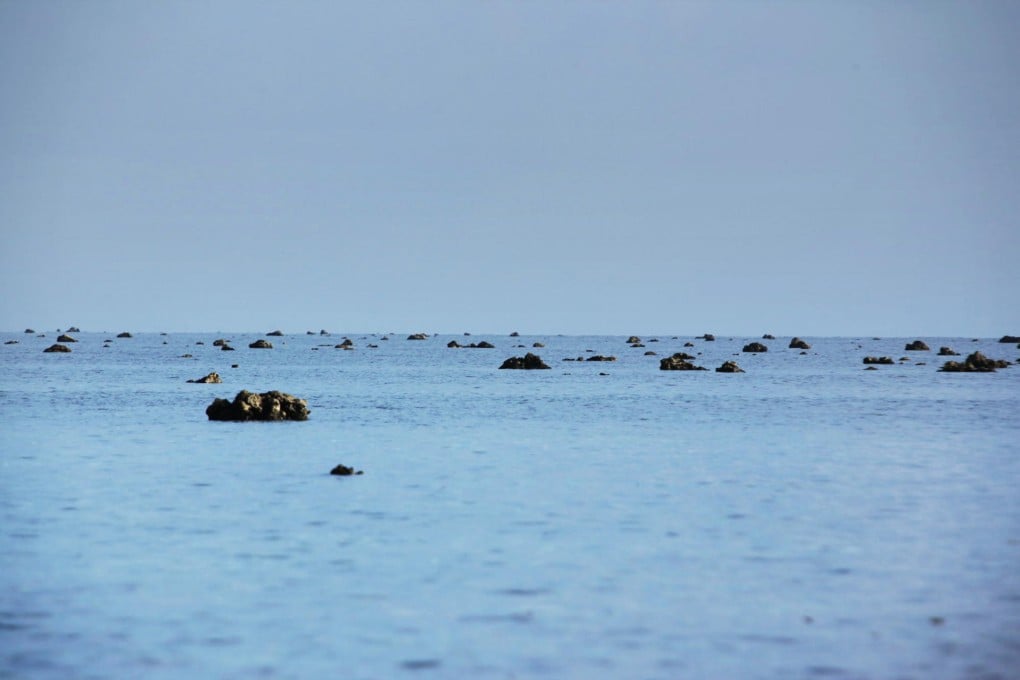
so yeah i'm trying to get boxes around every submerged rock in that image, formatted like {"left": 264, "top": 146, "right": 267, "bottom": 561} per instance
{"left": 789, "top": 337, "right": 811, "bottom": 350}
{"left": 905, "top": 340, "right": 930, "bottom": 351}
{"left": 187, "top": 372, "right": 222, "bottom": 384}
{"left": 221, "top": 344, "right": 236, "bottom": 351}
{"left": 659, "top": 353, "right": 706, "bottom": 371}
{"left": 206, "top": 390, "right": 309, "bottom": 421}
{"left": 249, "top": 339, "right": 273, "bottom": 349}
{"left": 499, "top": 353, "right": 550, "bottom": 370}
{"left": 330, "top": 463, "right": 363, "bottom": 476}
{"left": 742, "top": 342, "right": 768, "bottom": 353}
{"left": 43, "top": 343, "right": 71, "bottom": 353}
{"left": 863, "top": 356, "right": 894, "bottom": 365}
{"left": 4, "top": 340, "right": 18, "bottom": 345}
{"left": 716, "top": 361, "right": 745, "bottom": 373}
{"left": 939, "top": 352, "right": 1010, "bottom": 373}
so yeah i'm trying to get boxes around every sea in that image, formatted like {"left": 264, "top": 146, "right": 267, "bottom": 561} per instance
{"left": 1, "top": 331, "right": 1018, "bottom": 680}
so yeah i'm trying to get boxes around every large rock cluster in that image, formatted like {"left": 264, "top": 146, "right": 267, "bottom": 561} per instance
{"left": 660, "top": 353, "right": 706, "bottom": 371}
{"left": 939, "top": 352, "right": 1010, "bottom": 373}
{"left": 206, "top": 390, "right": 309, "bottom": 421}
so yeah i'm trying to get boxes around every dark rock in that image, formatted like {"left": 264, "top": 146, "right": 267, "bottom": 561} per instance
{"left": 659, "top": 353, "right": 706, "bottom": 371}
{"left": 447, "top": 340, "right": 462, "bottom": 348}
{"left": 683, "top": 342, "right": 694, "bottom": 347}
{"left": 648, "top": 338, "right": 659, "bottom": 343}
{"left": 24, "top": 328, "right": 35, "bottom": 333}
{"left": 644, "top": 351, "right": 657, "bottom": 356}
{"left": 4, "top": 340, "right": 18, "bottom": 345}
{"left": 863, "top": 356, "right": 894, "bottom": 365}
{"left": 700, "top": 334, "right": 715, "bottom": 341}
{"left": 532, "top": 342, "right": 544, "bottom": 348}
{"left": 43, "top": 344, "right": 72, "bottom": 353}
{"left": 330, "top": 464, "right": 363, "bottom": 476}
{"left": 742, "top": 342, "right": 768, "bottom": 353}
{"left": 221, "top": 344, "right": 236, "bottom": 351}
{"left": 470, "top": 341, "right": 495, "bottom": 349}
{"left": 117, "top": 332, "right": 133, "bottom": 338}
{"left": 196, "top": 341, "right": 205, "bottom": 345}
{"left": 66, "top": 327, "right": 80, "bottom": 333}
{"left": 338, "top": 338, "right": 354, "bottom": 348}
{"left": 180, "top": 353, "right": 193, "bottom": 358}
{"left": 938, "top": 347, "right": 960, "bottom": 356}
{"left": 864, "top": 366, "right": 878, "bottom": 370}
{"left": 57, "top": 334, "right": 78, "bottom": 343}
{"left": 630, "top": 343, "right": 645, "bottom": 348}
{"left": 187, "top": 372, "right": 222, "bottom": 384}
{"left": 789, "top": 337, "right": 811, "bottom": 350}
{"left": 407, "top": 333, "right": 428, "bottom": 340}
{"left": 249, "top": 339, "right": 273, "bottom": 349}
{"left": 306, "top": 331, "right": 315, "bottom": 335}
{"left": 320, "top": 330, "right": 330, "bottom": 335}
{"left": 586, "top": 355, "right": 616, "bottom": 362}
{"left": 715, "top": 361, "right": 745, "bottom": 373}
{"left": 510, "top": 331, "right": 520, "bottom": 337}
{"left": 231, "top": 364, "right": 239, "bottom": 368}
{"left": 939, "top": 351, "right": 1010, "bottom": 373}
{"left": 998, "top": 335, "right": 1020, "bottom": 343}
{"left": 206, "top": 390, "right": 309, "bottom": 421}
{"left": 763, "top": 334, "right": 775, "bottom": 340}
{"left": 904, "top": 340, "right": 930, "bottom": 351}
{"left": 626, "top": 336, "right": 641, "bottom": 344}
{"left": 498, "top": 353, "right": 550, "bottom": 370}
{"left": 266, "top": 330, "right": 284, "bottom": 337}
{"left": 213, "top": 339, "right": 228, "bottom": 346}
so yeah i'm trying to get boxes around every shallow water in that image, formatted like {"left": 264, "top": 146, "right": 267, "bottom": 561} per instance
{"left": 2, "top": 332, "right": 1019, "bottom": 679}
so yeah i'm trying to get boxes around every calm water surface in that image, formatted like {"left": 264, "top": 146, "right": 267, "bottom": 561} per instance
{"left": 2, "top": 332, "right": 1019, "bottom": 679}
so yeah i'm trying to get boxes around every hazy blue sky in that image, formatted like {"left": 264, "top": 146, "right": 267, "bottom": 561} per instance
{"left": 2, "top": 1, "right": 1017, "bottom": 335}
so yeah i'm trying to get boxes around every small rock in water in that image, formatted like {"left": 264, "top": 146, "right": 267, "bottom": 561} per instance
{"left": 187, "top": 372, "right": 222, "bottom": 384}
{"left": 43, "top": 343, "right": 72, "bottom": 353}
{"left": 904, "top": 340, "right": 930, "bottom": 351}
{"left": 330, "top": 463, "right": 363, "bottom": 476}
{"left": 499, "top": 353, "right": 550, "bottom": 370}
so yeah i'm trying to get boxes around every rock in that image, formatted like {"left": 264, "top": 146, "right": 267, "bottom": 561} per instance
{"left": 470, "top": 341, "right": 495, "bottom": 349}
{"left": 683, "top": 342, "right": 694, "bottom": 347}
{"left": 266, "top": 330, "right": 284, "bottom": 337}
{"left": 763, "top": 334, "right": 775, "bottom": 340}
{"left": 586, "top": 355, "right": 616, "bottom": 362}
{"left": 998, "top": 335, "right": 1020, "bottom": 343}
{"left": 249, "top": 339, "right": 273, "bottom": 349}
{"left": 864, "top": 366, "right": 879, "bottom": 370}
{"left": 863, "top": 356, "right": 894, "bottom": 364}
{"left": 337, "top": 338, "right": 354, "bottom": 348}
{"left": 56, "top": 334, "right": 78, "bottom": 343}
{"left": 626, "top": 336, "right": 641, "bottom": 344}
{"left": 532, "top": 342, "right": 544, "bottom": 348}
{"left": 510, "top": 331, "right": 520, "bottom": 337}
{"left": 939, "top": 352, "right": 1010, "bottom": 373}
{"left": 330, "top": 463, "right": 363, "bottom": 476}
{"left": 938, "top": 347, "right": 960, "bottom": 356}
{"left": 4, "top": 340, "right": 18, "bottom": 345}
{"left": 221, "top": 344, "right": 236, "bottom": 351}
{"left": 648, "top": 338, "right": 659, "bottom": 343}
{"left": 206, "top": 390, "right": 309, "bottom": 421}
{"left": 196, "top": 341, "right": 205, "bottom": 345}
{"left": 716, "top": 361, "right": 745, "bottom": 373}
{"left": 644, "top": 351, "right": 657, "bottom": 356}
{"left": 789, "top": 337, "right": 811, "bottom": 350}
{"left": 180, "top": 353, "right": 193, "bottom": 358}
{"left": 742, "top": 342, "right": 768, "bottom": 353}
{"left": 905, "top": 340, "right": 930, "bottom": 351}
{"left": 407, "top": 333, "right": 428, "bottom": 340}
{"left": 43, "top": 344, "right": 72, "bottom": 353}
{"left": 630, "top": 343, "right": 645, "bottom": 348}
{"left": 213, "top": 339, "right": 228, "bottom": 346}
{"left": 231, "top": 364, "right": 239, "bottom": 368}
{"left": 659, "top": 353, "right": 706, "bottom": 371}
{"left": 187, "top": 372, "right": 222, "bottom": 384}
{"left": 498, "top": 353, "right": 550, "bottom": 370}
{"left": 24, "top": 329, "right": 34, "bottom": 334}
{"left": 320, "top": 330, "right": 330, "bottom": 336}
{"left": 66, "top": 327, "right": 80, "bottom": 333}
{"left": 117, "top": 332, "right": 133, "bottom": 338}
{"left": 447, "top": 340, "right": 462, "bottom": 348}
{"left": 700, "top": 334, "right": 716, "bottom": 341}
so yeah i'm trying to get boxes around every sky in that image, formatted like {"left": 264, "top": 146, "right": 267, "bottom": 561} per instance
{"left": 1, "top": 0, "right": 1018, "bottom": 336}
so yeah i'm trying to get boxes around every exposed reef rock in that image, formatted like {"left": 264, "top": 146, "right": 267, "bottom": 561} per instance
{"left": 998, "top": 335, "right": 1020, "bottom": 343}
{"left": 213, "top": 339, "right": 229, "bottom": 346}
{"left": 626, "top": 336, "right": 641, "bottom": 344}
{"left": 57, "top": 334, "right": 78, "bottom": 343}
{"left": 938, "top": 347, "right": 960, "bottom": 356}
{"left": 43, "top": 344, "right": 71, "bottom": 353}
{"left": 4, "top": 340, "right": 18, "bottom": 345}
{"left": 939, "top": 352, "right": 1010, "bottom": 373}
{"left": 266, "top": 330, "right": 284, "bottom": 337}
{"left": 206, "top": 390, "right": 309, "bottom": 421}
{"left": 66, "top": 327, "right": 81, "bottom": 333}
{"left": 24, "top": 329, "right": 35, "bottom": 334}
{"left": 337, "top": 338, "right": 354, "bottom": 349}
{"left": 330, "top": 464, "right": 363, "bottom": 476}
{"left": 742, "top": 342, "right": 768, "bottom": 353}
{"left": 716, "top": 361, "right": 745, "bottom": 373}
{"left": 187, "top": 372, "right": 222, "bottom": 384}
{"left": 586, "top": 355, "right": 616, "bottom": 362}
{"left": 117, "top": 332, "right": 133, "bottom": 338}
{"left": 499, "top": 353, "right": 550, "bottom": 370}
{"left": 762, "top": 334, "right": 775, "bottom": 340}
{"left": 249, "top": 339, "right": 273, "bottom": 349}
{"left": 532, "top": 342, "right": 544, "bottom": 348}
{"left": 659, "top": 354, "right": 706, "bottom": 371}
{"left": 905, "top": 340, "right": 930, "bottom": 351}
{"left": 220, "top": 344, "right": 236, "bottom": 351}
{"left": 699, "top": 334, "right": 715, "bottom": 341}
{"left": 789, "top": 337, "right": 811, "bottom": 350}
{"left": 863, "top": 356, "right": 894, "bottom": 365}
{"left": 407, "top": 333, "right": 428, "bottom": 340}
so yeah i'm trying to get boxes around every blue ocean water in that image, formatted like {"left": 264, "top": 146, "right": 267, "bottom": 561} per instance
{"left": 1, "top": 331, "right": 1018, "bottom": 679}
